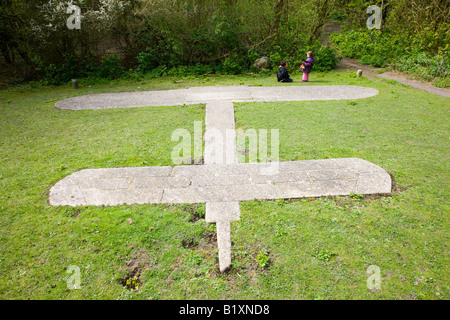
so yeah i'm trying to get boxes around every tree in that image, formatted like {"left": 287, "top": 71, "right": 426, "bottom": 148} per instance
{"left": 0, "top": 0, "right": 32, "bottom": 65}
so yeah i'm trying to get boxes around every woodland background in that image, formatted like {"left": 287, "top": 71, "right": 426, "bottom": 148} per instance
{"left": 0, "top": 0, "right": 448, "bottom": 86}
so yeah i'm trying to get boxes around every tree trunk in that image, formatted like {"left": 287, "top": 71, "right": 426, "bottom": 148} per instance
{"left": 0, "top": 45, "right": 13, "bottom": 65}
{"left": 308, "top": 0, "right": 331, "bottom": 43}
{"left": 273, "top": 0, "right": 286, "bottom": 35}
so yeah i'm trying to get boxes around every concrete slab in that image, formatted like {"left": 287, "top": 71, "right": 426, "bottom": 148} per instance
{"left": 50, "top": 85, "right": 390, "bottom": 273}
{"left": 55, "top": 85, "right": 379, "bottom": 110}
{"left": 250, "top": 86, "right": 379, "bottom": 102}
{"left": 205, "top": 202, "right": 241, "bottom": 223}
{"left": 49, "top": 158, "right": 390, "bottom": 205}
{"left": 204, "top": 100, "right": 238, "bottom": 165}
{"left": 205, "top": 200, "right": 240, "bottom": 272}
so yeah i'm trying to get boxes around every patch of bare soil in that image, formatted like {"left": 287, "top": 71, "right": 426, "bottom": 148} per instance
{"left": 120, "top": 250, "right": 153, "bottom": 291}
{"left": 182, "top": 229, "right": 216, "bottom": 250}
{"left": 197, "top": 230, "right": 217, "bottom": 250}
{"left": 181, "top": 236, "right": 198, "bottom": 249}
{"left": 182, "top": 204, "right": 205, "bottom": 222}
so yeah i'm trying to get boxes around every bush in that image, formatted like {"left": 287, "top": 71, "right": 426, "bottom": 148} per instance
{"left": 164, "top": 64, "right": 215, "bottom": 77}
{"left": 331, "top": 29, "right": 449, "bottom": 86}
{"left": 266, "top": 43, "right": 338, "bottom": 73}
{"left": 220, "top": 53, "right": 245, "bottom": 75}
{"left": 309, "top": 44, "right": 340, "bottom": 72}
{"left": 99, "top": 54, "right": 124, "bottom": 80}
{"left": 330, "top": 30, "right": 410, "bottom": 67}
{"left": 33, "top": 53, "right": 124, "bottom": 85}
{"left": 391, "top": 53, "right": 449, "bottom": 86}
{"left": 36, "top": 54, "right": 92, "bottom": 85}
{"left": 136, "top": 52, "right": 160, "bottom": 74}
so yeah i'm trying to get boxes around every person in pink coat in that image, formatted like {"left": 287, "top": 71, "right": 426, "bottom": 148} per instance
{"left": 300, "top": 51, "right": 316, "bottom": 82}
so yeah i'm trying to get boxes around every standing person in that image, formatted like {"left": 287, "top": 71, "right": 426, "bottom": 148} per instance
{"left": 277, "top": 60, "right": 293, "bottom": 83}
{"left": 300, "top": 51, "right": 315, "bottom": 82}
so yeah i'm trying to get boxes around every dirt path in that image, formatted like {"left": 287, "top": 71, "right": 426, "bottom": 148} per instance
{"left": 337, "top": 57, "right": 450, "bottom": 98}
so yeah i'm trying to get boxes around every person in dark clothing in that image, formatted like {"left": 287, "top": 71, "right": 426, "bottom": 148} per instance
{"left": 277, "top": 60, "right": 293, "bottom": 82}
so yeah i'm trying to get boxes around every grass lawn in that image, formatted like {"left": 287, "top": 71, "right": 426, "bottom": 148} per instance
{"left": 0, "top": 71, "right": 448, "bottom": 300}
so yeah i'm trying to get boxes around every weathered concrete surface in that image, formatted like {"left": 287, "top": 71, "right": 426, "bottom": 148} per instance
{"left": 55, "top": 85, "right": 379, "bottom": 110}
{"left": 205, "top": 202, "right": 240, "bottom": 272}
{"left": 49, "top": 158, "right": 391, "bottom": 206}
{"left": 50, "top": 85, "right": 390, "bottom": 273}
{"left": 203, "top": 98, "right": 240, "bottom": 272}
{"left": 204, "top": 100, "right": 238, "bottom": 166}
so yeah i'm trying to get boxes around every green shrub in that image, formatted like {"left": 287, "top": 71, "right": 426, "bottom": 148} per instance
{"left": 136, "top": 51, "right": 159, "bottom": 74}
{"left": 433, "top": 78, "right": 450, "bottom": 88}
{"left": 310, "top": 44, "right": 340, "bottom": 72}
{"left": 331, "top": 29, "right": 449, "bottom": 86}
{"left": 268, "top": 45, "right": 285, "bottom": 71}
{"left": 37, "top": 54, "right": 92, "bottom": 85}
{"left": 267, "top": 43, "right": 339, "bottom": 73}
{"left": 146, "top": 66, "right": 168, "bottom": 78}
{"left": 164, "top": 64, "right": 215, "bottom": 77}
{"left": 99, "top": 54, "right": 124, "bottom": 80}
{"left": 220, "top": 53, "right": 245, "bottom": 75}
{"left": 330, "top": 30, "right": 410, "bottom": 67}
{"left": 391, "top": 53, "right": 449, "bottom": 86}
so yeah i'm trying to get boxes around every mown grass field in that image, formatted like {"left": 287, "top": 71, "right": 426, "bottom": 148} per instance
{"left": 0, "top": 71, "right": 448, "bottom": 299}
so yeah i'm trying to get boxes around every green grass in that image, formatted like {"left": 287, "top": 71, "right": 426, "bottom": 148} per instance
{"left": 0, "top": 71, "right": 449, "bottom": 299}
